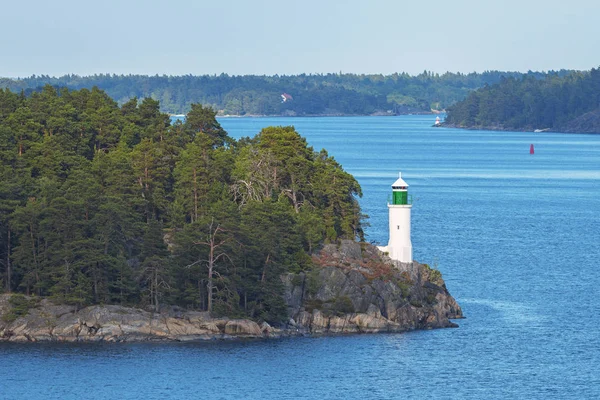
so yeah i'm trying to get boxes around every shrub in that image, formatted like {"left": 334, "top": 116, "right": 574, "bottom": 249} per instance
{"left": 429, "top": 269, "right": 443, "bottom": 285}
{"left": 290, "top": 274, "right": 305, "bottom": 288}
{"left": 425, "top": 293, "right": 438, "bottom": 305}
{"left": 305, "top": 299, "right": 324, "bottom": 313}
{"left": 331, "top": 296, "right": 355, "bottom": 316}
{"left": 306, "top": 269, "right": 321, "bottom": 296}
{"left": 409, "top": 299, "right": 423, "bottom": 308}
{"left": 2, "top": 294, "right": 40, "bottom": 323}
{"left": 398, "top": 282, "right": 411, "bottom": 298}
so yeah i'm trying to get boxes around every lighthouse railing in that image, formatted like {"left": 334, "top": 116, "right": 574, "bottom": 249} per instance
{"left": 387, "top": 194, "right": 413, "bottom": 205}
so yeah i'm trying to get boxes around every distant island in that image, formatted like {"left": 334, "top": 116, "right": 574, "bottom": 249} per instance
{"left": 444, "top": 67, "right": 600, "bottom": 133}
{"left": 0, "top": 87, "right": 462, "bottom": 342}
{"left": 0, "top": 70, "right": 573, "bottom": 116}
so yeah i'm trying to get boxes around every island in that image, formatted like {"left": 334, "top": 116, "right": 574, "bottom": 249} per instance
{"left": 0, "top": 241, "right": 462, "bottom": 342}
{"left": 443, "top": 67, "right": 600, "bottom": 134}
{"left": 0, "top": 87, "right": 461, "bottom": 342}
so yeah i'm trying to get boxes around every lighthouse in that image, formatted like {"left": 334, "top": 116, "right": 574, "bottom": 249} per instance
{"left": 378, "top": 172, "right": 413, "bottom": 263}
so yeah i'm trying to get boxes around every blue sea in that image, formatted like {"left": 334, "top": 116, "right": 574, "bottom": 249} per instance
{"left": 2, "top": 115, "right": 599, "bottom": 399}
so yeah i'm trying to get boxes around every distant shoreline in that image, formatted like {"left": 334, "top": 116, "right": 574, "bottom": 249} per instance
{"left": 441, "top": 123, "right": 600, "bottom": 134}
{"left": 169, "top": 112, "right": 440, "bottom": 119}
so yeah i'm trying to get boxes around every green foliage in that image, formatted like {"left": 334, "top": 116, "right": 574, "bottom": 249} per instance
{"left": 290, "top": 274, "right": 305, "bottom": 287}
{"left": 331, "top": 295, "right": 355, "bottom": 316}
{"left": 0, "top": 87, "right": 365, "bottom": 323}
{"left": 409, "top": 299, "right": 423, "bottom": 308}
{"left": 305, "top": 298, "right": 324, "bottom": 313}
{"left": 397, "top": 280, "right": 411, "bottom": 298}
{"left": 2, "top": 294, "right": 39, "bottom": 323}
{"left": 305, "top": 268, "right": 322, "bottom": 297}
{"left": 0, "top": 71, "right": 568, "bottom": 116}
{"left": 423, "top": 263, "right": 443, "bottom": 285}
{"left": 446, "top": 67, "right": 600, "bottom": 131}
{"left": 425, "top": 293, "right": 438, "bottom": 305}
{"left": 429, "top": 269, "right": 443, "bottom": 285}
{"left": 307, "top": 295, "right": 355, "bottom": 317}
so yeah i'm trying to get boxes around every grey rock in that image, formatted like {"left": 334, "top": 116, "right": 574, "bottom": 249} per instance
{"left": 282, "top": 242, "right": 463, "bottom": 334}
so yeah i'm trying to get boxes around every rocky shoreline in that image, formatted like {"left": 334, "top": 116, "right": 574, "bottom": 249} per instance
{"left": 440, "top": 122, "right": 544, "bottom": 133}
{"left": 0, "top": 242, "right": 463, "bottom": 343}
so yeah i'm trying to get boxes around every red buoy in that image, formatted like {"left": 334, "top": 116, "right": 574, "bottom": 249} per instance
{"left": 530, "top": 144, "right": 535, "bottom": 154}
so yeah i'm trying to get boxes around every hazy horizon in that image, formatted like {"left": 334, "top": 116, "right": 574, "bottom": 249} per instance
{"left": 1, "top": 68, "right": 590, "bottom": 80}
{"left": 1, "top": 0, "right": 598, "bottom": 78}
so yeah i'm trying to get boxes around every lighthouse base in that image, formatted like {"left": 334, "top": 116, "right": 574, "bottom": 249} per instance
{"left": 377, "top": 245, "right": 413, "bottom": 263}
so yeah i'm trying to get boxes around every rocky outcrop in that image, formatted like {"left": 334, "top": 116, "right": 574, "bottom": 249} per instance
{"left": 0, "top": 242, "right": 462, "bottom": 342}
{"left": 283, "top": 241, "right": 462, "bottom": 334}
{"left": 0, "top": 296, "right": 272, "bottom": 342}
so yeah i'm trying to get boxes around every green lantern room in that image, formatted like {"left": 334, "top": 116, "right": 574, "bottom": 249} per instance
{"left": 391, "top": 173, "right": 409, "bottom": 205}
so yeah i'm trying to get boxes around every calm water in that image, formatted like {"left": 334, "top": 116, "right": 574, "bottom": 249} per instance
{"left": 2, "top": 115, "right": 600, "bottom": 399}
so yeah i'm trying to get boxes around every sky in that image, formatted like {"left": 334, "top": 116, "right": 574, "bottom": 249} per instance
{"left": 1, "top": 0, "right": 598, "bottom": 78}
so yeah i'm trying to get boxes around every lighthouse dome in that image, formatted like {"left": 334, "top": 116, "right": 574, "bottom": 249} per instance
{"left": 391, "top": 172, "right": 409, "bottom": 189}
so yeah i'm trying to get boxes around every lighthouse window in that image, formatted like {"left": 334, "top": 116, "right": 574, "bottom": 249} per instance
{"left": 397, "top": 225, "right": 400, "bottom": 230}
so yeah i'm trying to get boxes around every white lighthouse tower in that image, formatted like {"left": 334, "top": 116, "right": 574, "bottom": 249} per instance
{"left": 378, "top": 172, "right": 413, "bottom": 263}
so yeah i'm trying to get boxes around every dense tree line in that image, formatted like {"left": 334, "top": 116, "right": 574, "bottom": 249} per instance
{"left": 445, "top": 67, "right": 600, "bottom": 131}
{"left": 0, "top": 86, "right": 364, "bottom": 323}
{"left": 0, "top": 71, "right": 571, "bottom": 116}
